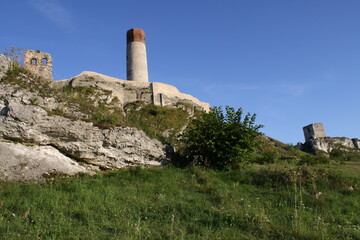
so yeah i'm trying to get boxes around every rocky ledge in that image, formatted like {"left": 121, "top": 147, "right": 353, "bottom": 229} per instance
{"left": 0, "top": 56, "right": 170, "bottom": 181}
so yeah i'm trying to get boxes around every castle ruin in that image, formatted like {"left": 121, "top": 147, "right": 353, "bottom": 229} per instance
{"left": 299, "top": 123, "right": 359, "bottom": 153}
{"left": 26, "top": 28, "right": 210, "bottom": 111}
{"left": 303, "top": 123, "right": 326, "bottom": 141}
{"left": 24, "top": 50, "right": 53, "bottom": 80}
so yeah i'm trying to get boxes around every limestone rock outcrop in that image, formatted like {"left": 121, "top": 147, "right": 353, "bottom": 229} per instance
{"left": 299, "top": 137, "right": 360, "bottom": 154}
{"left": 298, "top": 123, "right": 359, "bottom": 154}
{"left": 53, "top": 71, "right": 210, "bottom": 111}
{"left": 0, "top": 71, "right": 170, "bottom": 181}
{"left": 0, "top": 141, "right": 91, "bottom": 181}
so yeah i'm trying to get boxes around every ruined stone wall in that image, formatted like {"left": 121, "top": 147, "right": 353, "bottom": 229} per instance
{"left": 299, "top": 123, "right": 359, "bottom": 154}
{"left": 303, "top": 123, "right": 326, "bottom": 141}
{"left": 151, "top": 82, "right": 210, "bottom": 111}
{"left": 24, "top": 50, "right": 52, "bottom": 80}
{"left": 53, "top": 71, "right": 210, "bottom": 111}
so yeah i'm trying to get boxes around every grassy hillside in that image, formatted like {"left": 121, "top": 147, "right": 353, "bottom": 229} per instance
{"left": 0, "top": 164, "right": 359, "bottom": 239}
{"left": 2, "top": 63, "right": 360, "bottom": 239}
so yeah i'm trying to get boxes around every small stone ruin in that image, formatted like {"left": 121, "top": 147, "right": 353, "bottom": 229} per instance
{"left": 298, "top": 123, "right": 359, "bottom": 153}
{"left": 24, "top": 49, "right": 52, "bottom": 80}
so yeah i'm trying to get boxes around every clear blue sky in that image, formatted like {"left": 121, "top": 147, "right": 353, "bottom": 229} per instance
{"left": 1, "top": 0, "right": 360, "bottom": 144}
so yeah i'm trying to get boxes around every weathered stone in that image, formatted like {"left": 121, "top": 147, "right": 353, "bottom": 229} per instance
{"left": 299, "top": 123, "right": 359, "bottom": 154}
{"left": 0, "top": 141, "right": 92, "bottom": 181}
{"left": 52, "top": 71, "right": 210, "bottom": 111}
{"left": 314, "top": 137, "right": 355, "bottom": 152}
{"left": 0, "top": 97, "right": 169, "bottom": 170}
{"left": 24, "top": 50, "right": 53, "bottom": 80}
{"left": 303, "top": 123, "right": 326, "bottom": 142}
{"left": 299, "top": 137, "right": 359, "bottom": 154}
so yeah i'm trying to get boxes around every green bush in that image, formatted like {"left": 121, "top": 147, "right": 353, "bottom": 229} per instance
{"left": 182, "top": 106, "right": 263, "bottom": 169}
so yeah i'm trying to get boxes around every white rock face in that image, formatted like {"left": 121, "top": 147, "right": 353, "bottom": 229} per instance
{"left": 54, "top": 71, "right": 210, "bottom": 111}
{"left": 304, "top": 137, "right": 359, "bottom": 153}
{"left": 0, "top": 97, "right": 168, "bottom": 169}
{"left": 0, "top": 141, "right": 91, "bottom": 181}
{"left": 0, "top": 79, "right": 170, "bottom": 181}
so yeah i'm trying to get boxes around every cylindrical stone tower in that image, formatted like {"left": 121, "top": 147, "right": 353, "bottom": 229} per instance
{"left": 126, "top": 28, "right": 149, "bottom": 82}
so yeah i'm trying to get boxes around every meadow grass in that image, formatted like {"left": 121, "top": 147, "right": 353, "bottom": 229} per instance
{"left": 0, "top": 165, "right": 359, "bottom": 240}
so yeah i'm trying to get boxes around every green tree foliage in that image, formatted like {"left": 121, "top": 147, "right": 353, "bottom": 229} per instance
{"left": 183, "top": 106, "right": 263, "bottom": 169}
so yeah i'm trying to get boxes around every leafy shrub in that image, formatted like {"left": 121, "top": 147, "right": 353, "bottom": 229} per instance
{"left": 182, "top": 106, "right": 263, "bottom": 169}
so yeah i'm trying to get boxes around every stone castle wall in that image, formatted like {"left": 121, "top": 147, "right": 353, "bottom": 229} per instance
{"left": 303, "top": 123, "right": 326, "bottom": 142}
{"left": 54, "top": 71, "right": 210, "bottom": 111}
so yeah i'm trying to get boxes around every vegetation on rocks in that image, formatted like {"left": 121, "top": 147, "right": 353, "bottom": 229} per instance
{"left": 125, "top": 101, "right": 191, "bottom": 145}
{"left": 1, "top": 65, "right": 192, "bottom": 146}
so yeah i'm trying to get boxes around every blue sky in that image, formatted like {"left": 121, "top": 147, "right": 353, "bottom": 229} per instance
{"left": 1, "top": 0, "right": 360, "bottom": 144}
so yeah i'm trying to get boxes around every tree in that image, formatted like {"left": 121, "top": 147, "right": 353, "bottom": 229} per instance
{"left": 183, "top": 106, "right": 263, "bottom": 169}
{"left": 3, "top": 46, "right": 24, "bottom": 69}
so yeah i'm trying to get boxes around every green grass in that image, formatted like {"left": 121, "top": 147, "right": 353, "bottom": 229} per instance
{"left": 0, "top": 165, "right": 359, "bottom": 239}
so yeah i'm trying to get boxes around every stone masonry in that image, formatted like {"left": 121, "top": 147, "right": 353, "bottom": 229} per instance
{"left": 299, "top": 123, "right": 359, "bottom": 153}
{"left": 303, "top": 123, "right": 326, "bottom": 142}
{"left": 24, "top": 50, "right": 52, "bottom": 80}
{"left": 19, "top": 28, "right": 209, "bottom": 111}
{"left": 126, "top": 28, "right": 149, "bottom": 82}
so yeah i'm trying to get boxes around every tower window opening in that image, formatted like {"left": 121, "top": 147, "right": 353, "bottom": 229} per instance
{"left": 31, "top": 59, "right": 37, "bottom": 65}
{"left": 42, "top": 58, "right": 47, "bottom": 65}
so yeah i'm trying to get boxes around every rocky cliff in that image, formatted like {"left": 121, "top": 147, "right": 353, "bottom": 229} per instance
{"left": 299, "top": 137, "right": 360, "bottom": 154}
{"left": 0, "top": 55, "right": 171, "bottom": 181}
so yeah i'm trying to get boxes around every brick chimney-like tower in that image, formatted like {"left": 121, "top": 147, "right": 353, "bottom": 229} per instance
{"left": 126, "top": 28, "right": 149, "bottom": 82}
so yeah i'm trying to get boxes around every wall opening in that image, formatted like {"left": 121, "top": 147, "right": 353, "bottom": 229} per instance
{"left": 24, "top": 49, "right": 53, "bottom": 80}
